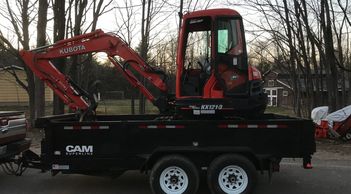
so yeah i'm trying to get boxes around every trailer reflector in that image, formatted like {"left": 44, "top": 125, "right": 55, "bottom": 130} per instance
{"left": 267, "top": 125, "right": 278, "bottom": 128}
{"left": 139, "top": 125, "right": 185, "bottom": 129}
{"left": 218, "top": 124, "right": 288, "bottom": 129}
{"left": 81, "top": 126, "right": 91, "bottom": 130}
{"left": 64, "top": 125, "right": 109, "bottom": 130}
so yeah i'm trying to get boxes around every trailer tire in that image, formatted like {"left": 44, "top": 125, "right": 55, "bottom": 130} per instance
{"left": 149, "top": 155, "right": 199, "bottom": 194}
{"left": 345, "top": 132, "right": 351, "bottom": 141}
{"left": 207, "top": 154, "right": 256, "bottom": 194}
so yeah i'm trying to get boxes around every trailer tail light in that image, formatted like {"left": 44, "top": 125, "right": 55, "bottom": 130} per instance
{"left": 303, "top": 156, "right": 313, "bottom": 169}
{"left": 304, "top": 163, "right": 313, "bottom": 169}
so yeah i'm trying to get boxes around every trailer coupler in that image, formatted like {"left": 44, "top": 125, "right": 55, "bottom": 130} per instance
{"left": 20, "top": 150, "right": 45, "bottom": 172}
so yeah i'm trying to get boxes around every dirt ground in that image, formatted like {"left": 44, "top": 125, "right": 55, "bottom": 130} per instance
{"left": 26, "top": 129, "right": 351, "bottom": 161}
{"left": 314, "top": 139, "right": 351, "bottom": 160}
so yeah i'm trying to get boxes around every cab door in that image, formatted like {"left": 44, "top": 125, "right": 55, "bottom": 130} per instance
{"left": 215, "top": 17, "right": 249, "bottom": 96}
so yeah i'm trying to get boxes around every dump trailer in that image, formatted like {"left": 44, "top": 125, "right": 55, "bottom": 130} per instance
{"left": 15, "top": 8, "right": 316, "bottom": 194}
{"left": 20, "top": 113, "right": 316, "bottom": 194}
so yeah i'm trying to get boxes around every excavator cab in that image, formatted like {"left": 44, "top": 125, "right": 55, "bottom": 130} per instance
{"left": 175, "top": 9, "right": 267, "bottom": 118}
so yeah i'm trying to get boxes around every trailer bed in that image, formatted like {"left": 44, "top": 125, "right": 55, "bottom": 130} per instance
{"left": 34, "top": 113, "right": 315, "bottom": 174}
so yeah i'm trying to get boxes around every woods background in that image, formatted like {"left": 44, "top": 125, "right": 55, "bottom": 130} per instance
{"left": 0, "top": 0, "right": 350, "bottom": 123}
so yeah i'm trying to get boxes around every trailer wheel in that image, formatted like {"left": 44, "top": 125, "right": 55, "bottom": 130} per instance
{"left": 207, "top": 154, "right": 256, "bottom": 194}
{"left": 149, "top": 155, "right": 199, "bottom": 194}
{"left": 345, "top": 132, "right": 351, "bottom": 141}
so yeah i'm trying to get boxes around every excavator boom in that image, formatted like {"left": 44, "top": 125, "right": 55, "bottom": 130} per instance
{"left": 20, "top": 29, "right": 168, "bottom": 114}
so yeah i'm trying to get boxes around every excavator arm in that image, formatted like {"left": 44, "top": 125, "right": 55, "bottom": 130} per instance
{"left": 20, "top": 29, "right": 168, "bottom": 114}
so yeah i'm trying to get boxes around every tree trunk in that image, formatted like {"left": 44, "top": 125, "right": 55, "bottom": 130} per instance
{"left": 68, "top": 0, "right": 87, "bottom": 86}
{"left": 138, "top": 0, "right": 151, "bottom": 114}
{"left": 283, "top": 0, "right": 301, "bottom": 116}
{"left": 35, "top": 0, "right": 48, "bottom": 118}
{"left": 21, "top": 0, "right": 36, "bottom": 126}
{"left": 321, "top": 0, "right": 338, "bottom": 111}
{"left": 53, "top": 0, "right": 66, "bottom": 115}
{"left": 294, "top": 0, "right": 313, "bottom": 116}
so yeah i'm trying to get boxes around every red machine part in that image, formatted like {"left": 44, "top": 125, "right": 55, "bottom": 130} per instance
{"left": 315, "top": 120, "right": 329, "bottom": 139}
{"left": 175, "top": 9, "right": 242, "bottom": 99}
{"left": 315, "top": 117, "right": 351, "bottom": 139}
{"left": 248, "top": 66, "right": 262, "bottom": 80}
{"left": 20, "top": 30, "right": 167, "bottom": 112}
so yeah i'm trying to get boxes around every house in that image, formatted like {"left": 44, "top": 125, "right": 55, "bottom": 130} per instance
{"left": 263, "top": 70, "right": 350, "bottom": 109}
{"left": 0, "top": 65, "right": 53, "bottom": 104}
{"left": 263, "top": 71, "right": 293, "bottom": 107}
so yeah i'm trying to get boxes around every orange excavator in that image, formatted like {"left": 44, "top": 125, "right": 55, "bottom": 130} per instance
{"left": 20, "top": 8, "right": 267, "bottom": 119}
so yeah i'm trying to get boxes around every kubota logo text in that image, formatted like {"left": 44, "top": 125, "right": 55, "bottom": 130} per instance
{"left": 59, "top": 45, "right": 86, "bottom": 55}
{"left": 65, "top": 145, "right": 93, "bottom": 156}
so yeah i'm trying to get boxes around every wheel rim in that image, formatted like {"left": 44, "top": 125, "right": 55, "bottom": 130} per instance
{"left": 346, "top": 133, "right": 351, "bottom": 140}
{"left": 159, "top": 166, "right": 189, "bottom": 194}
{"left": 218, "top": 165, "right": 248, "bottom": 194}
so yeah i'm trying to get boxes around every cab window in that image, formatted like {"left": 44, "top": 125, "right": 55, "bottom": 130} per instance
{"left": 217, "top": 18, "right": 241, "bottom": 54}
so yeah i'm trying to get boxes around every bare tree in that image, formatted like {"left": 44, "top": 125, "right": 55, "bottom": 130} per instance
{"left": 138, "top": 0, "right": 152, "bottom": 114}
{"left": 0, "top": 0, "right": 37, "bottom": 124}
{"left": 226, "top": 0, "right": 351, "bottom": 117}
{"left": 35, "top": 0, "right": 48, "bottom": 118}
{"left": 114, "top": 0, "right": 138, "bottom": 114}
{"left": 53, "top": 0, "right": 66, "bottom": 115}
{"left": 82, "top": 0, "right": 113, "bottom": 90}
{"left": 321, "top": 0, "right": 338, "bottom": 111}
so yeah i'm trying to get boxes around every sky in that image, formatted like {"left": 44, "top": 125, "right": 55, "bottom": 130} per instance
{"left": 96, "top": 0, "right": 259, "bottom": 48}
{"left": 0, "top": 0, "right": 261, "bottom": 54}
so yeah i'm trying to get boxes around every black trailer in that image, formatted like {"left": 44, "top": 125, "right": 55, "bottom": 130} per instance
{"left": 19, "top": 113, "right": 316, "bottom": 194}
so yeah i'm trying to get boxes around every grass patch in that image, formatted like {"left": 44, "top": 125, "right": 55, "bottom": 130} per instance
{"left": 0, "top": 99, "right": 159, "bottom": 116}
{"left": 96, "top": 99, "right": 158, "bottom": 114}
{"left": 265, "top": 106, "right": 295, "bottom": 117}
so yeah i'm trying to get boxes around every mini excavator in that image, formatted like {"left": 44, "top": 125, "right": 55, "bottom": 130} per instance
{"left": 20, "top": 9, "right": 267, "bottom": 119}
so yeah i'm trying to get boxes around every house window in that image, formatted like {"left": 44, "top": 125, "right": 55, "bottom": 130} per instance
{"left": 268, "top": 80, "right": 274, "bottom": 87}
{"left": 283, "top": 90, "right": 288, "bottom": 96}
{"left": 265, "top": 88, "right": 278, "bottom": 107}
